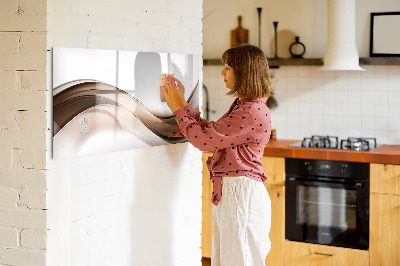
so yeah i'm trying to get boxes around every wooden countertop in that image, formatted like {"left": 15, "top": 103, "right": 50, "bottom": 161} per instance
{"left": 263, "top": 139, "right": 400, "bottom": 165}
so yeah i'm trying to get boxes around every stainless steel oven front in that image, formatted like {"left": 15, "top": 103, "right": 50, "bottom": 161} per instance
{"left": 285, "top": 158, "right": 369, "bottom": 250}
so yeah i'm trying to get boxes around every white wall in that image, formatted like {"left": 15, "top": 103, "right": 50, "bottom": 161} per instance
{"left": 271, "top": 65, "right": 400, "bottom": 144}
{"left": 204, "top": 65, "right": 400, "bottom": 144}
{"left": 203, "top": 0, "right": 400, "bottom": 58}
{"left": 0, "top": 0, "right": 48, "bottom": 265}
{"left": 47, "top": 143, "right": 202, "bottom": 266}
{"left": 46, "top": 0, "right": 203, "bottom": 266}
{"left": 203, "top": 0, "right": 400, "bottom": 145}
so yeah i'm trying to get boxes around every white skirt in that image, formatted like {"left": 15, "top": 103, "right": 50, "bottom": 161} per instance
{"left": 212, "top": 176, "right": 271, "bottom": 266}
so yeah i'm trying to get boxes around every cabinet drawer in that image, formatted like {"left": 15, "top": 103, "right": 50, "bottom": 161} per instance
{"left": 370, "top": 163, "right": 400, "bottom": 195}
{"left": 262, "top": 156, "right": 285, "bottom": 185}
{"left": 284, "top": 241, "right": 369, "bottom": 266}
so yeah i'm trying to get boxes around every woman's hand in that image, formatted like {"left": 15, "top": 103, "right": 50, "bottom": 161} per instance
{"left": 172, "top": 77, "right": 187, "bottom": 108}
{"left": 161, "top": 79, "right": 185, "bottom": 113}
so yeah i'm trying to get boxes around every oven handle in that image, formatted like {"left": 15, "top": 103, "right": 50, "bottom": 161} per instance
{"left": 286, "top": 177, "right": 364, "bottom": 189}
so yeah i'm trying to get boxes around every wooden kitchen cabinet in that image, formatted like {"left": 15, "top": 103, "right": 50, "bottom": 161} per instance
{"left": 370, "top": 163, "right": 400, "bottom": 195}
{"left": 284, "top": 241, "right": 369, "bottom": 266}
{"left": 370, "top": 163, "right": 400, "bottom": 266}
{"left": 264, "top": 184, "right": 285, "bottom": 266}
{"left": 202, "top": 152, "right": 213, "bottom": 258}
{"left": 261, "top": 156, "right": 285, "bottom": 186}
{"left": 370, "top": 193, "right": 400, "bottom": 266}
{"left": 201, "top": 154, "right": 286, "bottom": 265}
{"left": 262, "top": 156, "right": 285, "bottom": 266}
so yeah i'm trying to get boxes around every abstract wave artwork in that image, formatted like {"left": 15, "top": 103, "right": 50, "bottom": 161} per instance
{"left": 52, "top": 47, "right": 200, "bottom": 158}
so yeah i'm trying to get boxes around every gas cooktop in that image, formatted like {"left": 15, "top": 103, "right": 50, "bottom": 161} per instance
{"left": 289, "top": 135, "right": 383, "bottom": 151}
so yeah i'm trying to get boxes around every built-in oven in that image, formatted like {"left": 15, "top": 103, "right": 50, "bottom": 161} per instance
{"left": 285, "top": 158, "right": 370, "bottom": 250}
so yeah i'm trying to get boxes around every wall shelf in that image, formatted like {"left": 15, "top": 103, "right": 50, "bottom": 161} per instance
{"left": 359, "top": 57, "right": 400, "bottom": 65}
{"left": 203, "top": 58, "right": 323, "bottom": 67}
{"left": 203, "top": 57, "right": 400, "bottom": 67}
{"left": 268, "top": 58, "right": 323, "bottom": 67}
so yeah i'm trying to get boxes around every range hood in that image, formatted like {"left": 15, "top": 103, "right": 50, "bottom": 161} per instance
{"left": 320, "top": 0, "right": 365, "bottom": 71}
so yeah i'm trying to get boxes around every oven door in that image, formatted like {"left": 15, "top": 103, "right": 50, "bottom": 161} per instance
{"left": 285, "top": 177, "right": 369, "bottom": 250}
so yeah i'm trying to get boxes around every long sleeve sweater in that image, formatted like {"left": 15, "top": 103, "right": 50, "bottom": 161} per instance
{"left": 169, "top": 97, "right": 271, "bottom": 205}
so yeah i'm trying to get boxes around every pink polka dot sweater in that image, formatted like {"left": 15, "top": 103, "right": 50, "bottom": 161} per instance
{"left": 170, "top": 97, "right": 272, "bottom": 206}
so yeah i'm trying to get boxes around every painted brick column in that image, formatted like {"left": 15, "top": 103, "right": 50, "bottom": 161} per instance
{"left": 0, "top": 0, "right": 48, "bottom": 265}
{"left": 46, "top": 0, "right": 204, "bottom": 265}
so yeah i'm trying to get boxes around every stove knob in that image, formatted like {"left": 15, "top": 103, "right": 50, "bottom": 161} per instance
{"left": 340, "top": 164, "right": 347, "bottom": 174}
{"left": 305, "top": 162, "right": 312, "bottom": 171}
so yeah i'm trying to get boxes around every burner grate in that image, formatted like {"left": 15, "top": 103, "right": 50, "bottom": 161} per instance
{"left": 340, "top": 137, "right": 377, "bottom": 151}
{"left": 301, "top": 135, "right": 339, "bottom": 149}
{"left": 296, "top": 136, "right": 378, "bottom": 151}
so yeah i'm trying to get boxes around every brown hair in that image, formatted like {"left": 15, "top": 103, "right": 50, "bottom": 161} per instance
{"left": 221, "top": 44, "right": 273, "bottom": 99}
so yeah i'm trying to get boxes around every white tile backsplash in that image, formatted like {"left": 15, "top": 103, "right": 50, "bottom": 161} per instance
{"left": 323, "top": 87, "right": 336, "bottom": 103}
{"left": 375, "top": 130, "right": 389, "bottom": 144}
{"left": 336, "top": 115, "right": 348, "bottom": 129}
{"left": 348, "top": 103, "right": 362, "bottom": 116}
{"left": 388, "top": 75, "right": 400, "bottom": 91}
{"left": 348, "top": 90, "right": 362, "bottom": 103}
{"left": 374, "top": 117, "right": 389, "bottom": 130}
{"left": 374, "top": 90, "right": 388, "bottom": 104}
{"left": 204, "top": 65, "right": 400, "bottom": 144}
{"left": 362, "top": 129, "right": 375, "bottom": 138}
{"left": 286, "top": 77, "right": 299, "bottom": 89}
{"left": 311, "top": 77, "right": 324, "bottom": 90}
{"left": 336, "top": 103, "right": 349, "bottom": 116}
{"left": 389, "top": 131, "right": 400, "bottom": 143}
{"left": 362, "top": 116, "right": 375, "bottom": 130}
{"left": 389, "top": 105, "right": 400, "bottom": 117}
{"left": 374, "top": 77, "right": 388, "bottom": 91}
{"left": 375, "top": 104, "right": 389, "bottom": 117}
{"left": 348, "top": 116, "right": 363, "bottom": 129}
{"left": 388, "top": 91, "right": 400, "bottom": 104}
{"left": 389, "top": 117, "right": 400, "bottom": 131}
{"left": 323, "top": 103, "right": 336, "bottom": 116}
{"left": 388, "top": 65, "right": 400, "bottom": 76}
{"left": 349, "top": 128, "right": 362, "bottom": 137}
{"left": 348, "top": 72, "right": 361, "bottom": 90}
{"left": 336, "top": 90, "right": 349, "bottom": 103}
{"left": 361, "top": 77, "right": 374, "bottom": 91}
{"left": 361, "top": 104, "right": 375, "bottom": 117}
{"left": 298, "top": 77, "right": 311, "bottom": 89}
{"left": 298, "top": 67, "right": 311, "bottom": 78}
{"left": 285, "top": 66, "right": 298, "bottom": 77}
{"left": 362, "top": 90, "right": 375, "bottom": 104}
{"left": 374, "top": 65, "right": 388, "bottom": 77}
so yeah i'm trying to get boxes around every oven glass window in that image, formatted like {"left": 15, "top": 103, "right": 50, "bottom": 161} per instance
{"left": 297, "top": 186, "right": 356, "bottom": 230}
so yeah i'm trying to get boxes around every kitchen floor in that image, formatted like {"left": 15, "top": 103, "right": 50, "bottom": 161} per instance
{"left": 202, "top": 257, "right": 211, "bottom": 266}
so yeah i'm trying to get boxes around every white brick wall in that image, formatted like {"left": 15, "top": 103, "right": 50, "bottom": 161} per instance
{"left": 21, "top": 229, "right": 47, "bottom": 250}
{"left": 0, "top": 227, "right": 19, "bottom": 247}
{"left": 0, "top": 0, "right": 48, "bottom": 265}
{"left": 2, "top": 0, "right": 203, "bottom": 265}
{"left": 48, "top": 143, "right": 203, "bottom": 266}
{"left": 46, "top": 1, "right": 203, "bottom": 266}
{"left": 0, "top": 187, "right": 19, "bottom": 208}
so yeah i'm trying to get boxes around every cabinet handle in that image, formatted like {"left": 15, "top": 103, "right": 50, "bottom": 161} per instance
{"left": 314, "top": 252, "right": 335, "bottom": 257}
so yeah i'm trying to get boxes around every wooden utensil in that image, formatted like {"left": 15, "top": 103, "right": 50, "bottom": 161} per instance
{"left": 231, "top": 16, "right": 249, "bottom": 48}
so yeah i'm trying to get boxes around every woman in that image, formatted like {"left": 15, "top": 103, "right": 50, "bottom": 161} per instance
{"left": 161, "top": 44, "right": 273, "bottom": 266}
